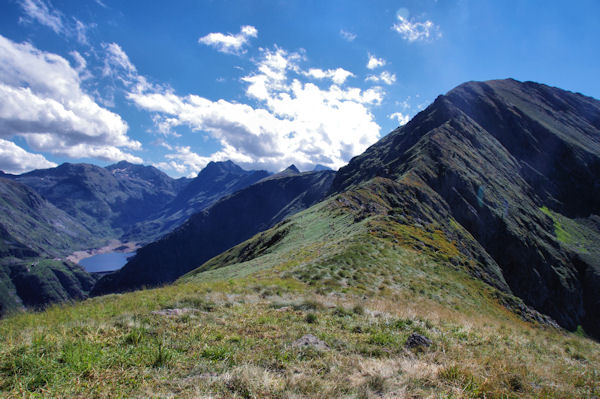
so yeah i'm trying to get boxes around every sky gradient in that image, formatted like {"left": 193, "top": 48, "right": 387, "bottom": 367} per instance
{"left": 1, "top": 0, "right": 599, "bottom": 176}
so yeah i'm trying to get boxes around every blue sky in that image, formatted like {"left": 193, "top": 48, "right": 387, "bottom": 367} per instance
{"left": 0, "top": 0, "right": 599, "bottom": 176}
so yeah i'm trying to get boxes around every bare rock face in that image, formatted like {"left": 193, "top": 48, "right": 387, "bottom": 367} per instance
{"left": 292, "top": 334, "right": 329, "bottom": 350}
{"left": 404, "top": 333, "right": 432, "bottom": 349}
{"left": 333, "top": 79, "right": 600, "bottom": 338}
{"left": 151, "top": 308, "right": 196, "bottom": 317}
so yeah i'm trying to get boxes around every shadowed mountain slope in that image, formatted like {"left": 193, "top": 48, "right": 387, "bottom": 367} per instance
{"left": 124, "top": 161, "right": 269, "bottom": 242}
{"left": 0, "top": 178, "right": 97, "bottom": 257}
{"left": 11, "top": 162, "right": 183, "bottom": 239}
{"left": 0, "top": 178, "right": 99, "bottom": 317}
{"left": 332, "top": 78, "right": 600, "bottom": 336}
{"left": 91, "top": 170, "right": 335, "bottom": 295}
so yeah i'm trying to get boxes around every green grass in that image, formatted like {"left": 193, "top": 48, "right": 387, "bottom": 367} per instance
{"left": 2, "top": 276, "right": 598, "bottom": 398}
{"left": 0, "top": 181, "right": 599, "bottom": 398}
{"left": 540, "top": 206, "right": 600, "bottom": 254}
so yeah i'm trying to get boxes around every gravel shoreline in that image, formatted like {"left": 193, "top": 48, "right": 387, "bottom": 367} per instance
{"left": 66, "top": 240, "right": 139, "bottom": 264}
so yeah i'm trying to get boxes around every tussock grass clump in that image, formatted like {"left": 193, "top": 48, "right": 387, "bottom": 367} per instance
{"left": 305, "top": 312, "right": 318, "bottom": 324}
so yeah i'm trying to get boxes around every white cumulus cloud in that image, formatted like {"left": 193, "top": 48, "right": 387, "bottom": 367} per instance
{"left": 365, "top": 71, "right": 396, "bottom": 85}
{"left": 129, "top": 47, "right": 383, "bottom": 174}
{"left": 0, "top": 139, "right": 57, "bottom": 174}
{"left": 303, "top": 67, "right": 354, "bottom": 85}
{"left": 366, "top": 54, "right": 386, "bottom": 70}
{"left": 0, "top": 35, "right": 142, "bottom": 164}
{"left": 389, "top": 112, "right": 409, "bottom": 126}
{"left": 198, "top": 25, "right": 258, "bottom": 55}
{"left": 393, "top": 14, "right": 440, "bottom": 42}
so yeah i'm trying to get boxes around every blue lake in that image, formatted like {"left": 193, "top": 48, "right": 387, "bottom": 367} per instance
{"left": 79, "top": 252, "right": 134, "bottom": 273}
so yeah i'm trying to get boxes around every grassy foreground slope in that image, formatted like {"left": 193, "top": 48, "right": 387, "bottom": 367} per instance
{"left": 1, "top": 178, "right": 598, "bottom": 398}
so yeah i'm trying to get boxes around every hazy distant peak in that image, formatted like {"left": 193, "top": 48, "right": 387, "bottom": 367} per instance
{"left": 106, "top": 160, "right": 144, "bottom": 170}
{"left": 283, "top": 164, "right": 300, "bottom": 173}
{"left": 312, "top": 164, "right": 332, "bottom": 171}
{"left": 199, "top": 160, "right": 245, "bottom": 177}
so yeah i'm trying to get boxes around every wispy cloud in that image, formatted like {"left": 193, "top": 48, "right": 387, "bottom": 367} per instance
{"left": 393, "top": 14, "right": 440, "bottom": 42}
{"left": 366, "top": 54, "right": 386, "bottom": 70}
{"left": 74, "top": 18, "right": 91, "bottom": 45}
{"left": 198, "top": 25, "right": 258, "bottom": 55}
{"left": 102, "top": 42, "right": 137, "bottom": 80}
{"left": 17, "top": 0, "right": 94, "bottom": 45}
{"left": 18, "top": 0, "right": 64, "bottom": 34}
{"left": 339, "top": 29, "right": 357, "bottom": 42}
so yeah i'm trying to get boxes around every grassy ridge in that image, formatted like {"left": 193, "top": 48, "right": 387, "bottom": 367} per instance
{"left": 1, "top": 181, "right": 599, "bottom": 398}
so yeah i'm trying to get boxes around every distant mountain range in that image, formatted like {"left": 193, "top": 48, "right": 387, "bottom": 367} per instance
{"left": 10, "top": 161, "right": 186, "bottom": 239}
{"left": 0, "top": 159, "right": 331, "bottom": 315}
{"left": 0, "top": 160, "right": 271, "bottom": 315}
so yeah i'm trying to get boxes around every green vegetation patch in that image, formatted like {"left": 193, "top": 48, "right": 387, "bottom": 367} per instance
{"left": 540, "top": 206, "right": 600, "bottom": 253}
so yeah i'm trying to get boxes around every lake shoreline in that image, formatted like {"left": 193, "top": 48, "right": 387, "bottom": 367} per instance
{"left": 67, "top": 240, "right": 140, "bottom": 264}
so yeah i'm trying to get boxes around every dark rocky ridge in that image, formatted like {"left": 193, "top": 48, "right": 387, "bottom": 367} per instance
{"left": 92, "top": 170, "right": 335, "bottom": 295}
{"left": 333, "top": 78, "right": 600, "bottom": 337}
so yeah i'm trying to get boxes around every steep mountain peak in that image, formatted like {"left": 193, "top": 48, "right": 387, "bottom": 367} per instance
{"left": 284, "top": 164, "right": 300, "bottom": 173}
{"left": 255, "top": 164, "right": 302, "bottom": 183}
{"left": 199, "top": 160, "right": 245, "bottom": 177}
{"left": 125, "top": 161, "right": 270, "bottom": 241}
{"left": 106, "top": 160, "right": 140, "bottom": 169}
